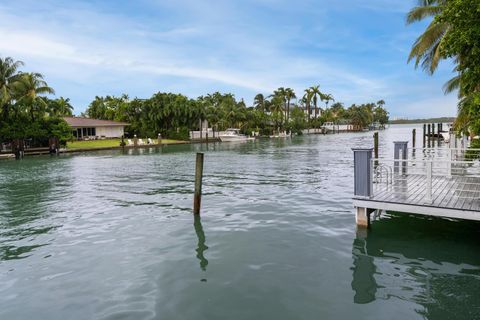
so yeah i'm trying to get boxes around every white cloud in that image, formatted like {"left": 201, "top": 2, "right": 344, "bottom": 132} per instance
{"left": 0, "top": 0, "right": 455, "bottom": 117}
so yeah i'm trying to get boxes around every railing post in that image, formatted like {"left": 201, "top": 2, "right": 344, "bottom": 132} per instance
{"left": 394, "top": 141, "right": 408, "bottom": 175}
{"left": 352, "top": 148, "right": 373, "bottom": 198}
{"left": 447, "top": 149, "right": 453, "bottom": 178}
{"left": 426, "top": 160, "right": 433, "bottom": 203}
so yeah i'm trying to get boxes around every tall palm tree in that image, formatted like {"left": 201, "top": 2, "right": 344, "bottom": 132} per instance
{"left": 309, "top": 85, "right": 322, "bottom": 119}
{"left": 407, "top": 0, "right": 448, "bottom": 75}
{"left": 253, "top": 93, "right": 266, "bottom": 113}
{"left": 0, "top": 57, "right": 24, "bottom": 119}
{"left": 322, "top": 93, "right": 335, "bottom": 110}
{"left": 285, "top": 88, "right": 296, "bottom": 122}
{"left": 271, "top": 87, "right": 287, "bottom": 120}
{"left": 303, "top": 89, "right": 313, "bottom": 124}
{"left": 269, "top": 94, "right": 285, "bottom": 130}
{"left": 15, "top": 72, "right": 55, "bottom": 122}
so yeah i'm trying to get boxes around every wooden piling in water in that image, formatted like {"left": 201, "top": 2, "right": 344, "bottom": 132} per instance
{"left": 423, "top": 124, "right": 426, "bottom": 148}
{"left": 412, "top": 129, "right": 416, "bottom": 148}
{"left": 373, "top": 132, "right": 379, "bottom": 160}
{"left": 427, "top": 124, "right": 431, "bottom": 148}
{"left": 193, "top": 153, "right": 204, "bottom": 215}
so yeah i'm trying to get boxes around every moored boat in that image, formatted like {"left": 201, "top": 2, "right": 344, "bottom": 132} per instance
{"left": 219, "top": 129, "right": 254, "bottom": 142}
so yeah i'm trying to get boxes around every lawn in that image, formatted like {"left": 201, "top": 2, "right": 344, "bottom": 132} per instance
{"left": 67, "top": 138, "right": 184, "bottom": 150}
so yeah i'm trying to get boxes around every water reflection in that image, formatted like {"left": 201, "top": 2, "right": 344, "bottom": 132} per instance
{"left": 351, "top": 213, "right": 480, "bottom": 319}
{"left": 194, "top": 215, "right": 208, "bottom": 272}
{"left": 0, "top": 160, "right": 69, "bottom": 260}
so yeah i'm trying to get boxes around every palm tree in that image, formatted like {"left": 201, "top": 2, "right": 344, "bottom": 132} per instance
{"left": 0, "top": 57, "right": 24, "bottom": 119}
{"left": 50, "top": 97, "right": 73, "bottom": 116}
{"left": 15, "top": 72, "right": 55, "bottom": 122}
{"left": 407, "top": 0, "right": 447, "bottom": 75}
{"left": 303, "top": 89, "right": 313, "bottom": 125}
{"left": 253, "top": 93, "right": 266, "bottom": 113}
{"left": 285, "top": 88, "right": 296, "bottom": 122}
{"left": 322, "top": 93, "right": 335, "bottom": 110}
{"left": 271, "top": 88, "right": 287, "bottom": 120}
{"left": 269, "top": 94, "right": 285, "bottom": 131}
{"left": 309, "top": 85, "right": 322, "bottom": 120}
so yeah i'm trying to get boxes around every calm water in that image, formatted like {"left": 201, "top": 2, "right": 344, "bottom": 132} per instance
{"left": 1, "top": 124, "right": 479, "bottom": 320}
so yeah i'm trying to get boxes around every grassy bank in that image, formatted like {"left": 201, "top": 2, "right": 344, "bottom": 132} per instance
{"left": 67, "top": 139, "right": 184, "bottom": 150}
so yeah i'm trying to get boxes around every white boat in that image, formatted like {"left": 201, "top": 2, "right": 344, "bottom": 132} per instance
{"left": 269, "top": 131, "right": 290, "bottom": 138}
{"left": 219, "top": 129, "right": 254, "bottom": 142}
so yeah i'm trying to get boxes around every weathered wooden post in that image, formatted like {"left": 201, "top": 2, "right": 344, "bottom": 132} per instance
{"left": 394, "top": 141, "right": 408, "bottom": 175}
{"left": 373, "top": 132, "right": 379, "bottom": 160}
{"left": 427, "top": 124, "right": 431, "bottom": 148}
{"left": 412, "top": 129, "right": 416, "bottom": 148}
{"left": 352, "top": 148, "right": 374, "bottom": 228}
{"left": 193, "top": 152, "right": 204, "bottom": 215}
{"left": 12, "top": 139, "right": 24, "bottom": 160}
{"left": 423, "top": 124, "right": 426, "bottom": 148}
{"left": 49, "top": 137, "right": 59, "bottom": 155}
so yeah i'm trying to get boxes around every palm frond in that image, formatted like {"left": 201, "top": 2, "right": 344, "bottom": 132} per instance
{"left": 408, "top": 21, "right": 448, "bottom": 74}
{"left": 406, "top": 5, "right": 443, "bottom": 24}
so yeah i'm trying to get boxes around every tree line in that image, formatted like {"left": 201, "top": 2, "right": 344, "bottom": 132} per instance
{"left": 1, "top": 56, "right": 389, "bottom": 143}
{"left": 84, "top": 91, "right": 388, "bottom": 139}
{"left": 407, "top": 0, "right": 480, "bottom": 135}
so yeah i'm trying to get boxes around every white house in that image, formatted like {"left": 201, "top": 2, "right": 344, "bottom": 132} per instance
{"left": 63, "top": 117, "right": 129, "bottom": 140}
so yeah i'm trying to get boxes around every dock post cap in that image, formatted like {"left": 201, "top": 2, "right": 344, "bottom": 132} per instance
{"left": 393, "top": 141, "right": 409, "bottom": 144}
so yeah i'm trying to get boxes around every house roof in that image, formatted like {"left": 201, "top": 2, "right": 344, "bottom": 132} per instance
{"left": 63, "top": 117, "right": 129, "bottom": 128}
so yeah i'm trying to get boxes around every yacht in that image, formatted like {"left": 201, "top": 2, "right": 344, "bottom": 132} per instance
{"left": 219, "top": 129, "right": 254, "bottom": 142}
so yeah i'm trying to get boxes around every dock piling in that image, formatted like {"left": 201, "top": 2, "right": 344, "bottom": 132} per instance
{"left": 423, "top": 124, "right": 426, "bottom": 148}
{"left": 193, "top": 152, "right": 204, "bottom": 215}
{"left": 427, "top": 124, "right": 431, "bottom": 148}
{"left": 412, "top": 129, "right": 416, "bottom": 148}
{"left": 12, "top": 139, "right": 24, "bottom": 160}
{"left": 373, "top": 132, "right": 379, "bottom": 160}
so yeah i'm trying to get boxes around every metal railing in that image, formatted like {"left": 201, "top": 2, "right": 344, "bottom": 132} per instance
{"left": 371, "top": 157, "right": 480, "bottom": 204}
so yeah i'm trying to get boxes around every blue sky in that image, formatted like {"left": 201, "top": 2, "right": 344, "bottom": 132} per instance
{"left": 0, "top": 0, "right": 458, "bottom": 118}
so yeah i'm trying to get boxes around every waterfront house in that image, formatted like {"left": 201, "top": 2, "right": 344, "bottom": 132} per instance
{"left": 63, "top": 116, "right": 129, "bottom": 140}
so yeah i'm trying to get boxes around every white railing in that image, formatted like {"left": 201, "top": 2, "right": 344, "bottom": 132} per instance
{"left": 371, "top": 157, "right": 480, "bottom": 204}
{"left": 407, "top": 147, "right": 480, "bottom": 161}
{"left": 190, "top": 130, "right": 219, "bottom": 140}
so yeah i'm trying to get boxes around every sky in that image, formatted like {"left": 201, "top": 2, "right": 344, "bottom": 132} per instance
{"left": 0, "top": 0, "right": 459, "bottom": 118}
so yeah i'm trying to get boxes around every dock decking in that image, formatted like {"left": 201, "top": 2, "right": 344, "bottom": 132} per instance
{"left": 352, "top": 142, "right": 480, "bottom": 227}
{"left": 353, "top": 174, "right": 480, "bottom": 222}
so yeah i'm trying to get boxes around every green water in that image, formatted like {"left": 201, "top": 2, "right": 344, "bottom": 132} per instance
{"left": 1, "top": 125, "right": 479, "bottom": 320}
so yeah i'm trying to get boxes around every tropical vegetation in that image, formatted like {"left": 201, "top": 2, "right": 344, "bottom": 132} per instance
{"left": 83, "top": 90, "right": 389, "bottom": 139}
{"left": 407, "top": 0, "right": 480, "bottom": 135}
{"left": 1, "top": 55, "right": 389, "bottom": 145}
{"left": 0, "top": 57, "right": 73, "bottom": 146}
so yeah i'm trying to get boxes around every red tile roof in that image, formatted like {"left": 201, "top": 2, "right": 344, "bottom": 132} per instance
{"left": 63, "top": 117, "right": 129, "bottom": 128}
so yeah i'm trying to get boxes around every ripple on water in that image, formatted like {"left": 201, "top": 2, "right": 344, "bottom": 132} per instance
{"left": 1, "top": 126, "right": 480, "bottom": 320}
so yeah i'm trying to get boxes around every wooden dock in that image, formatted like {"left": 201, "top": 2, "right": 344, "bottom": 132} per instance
{"left": 352, "top": 141, "right": 480, "bottom": 227}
